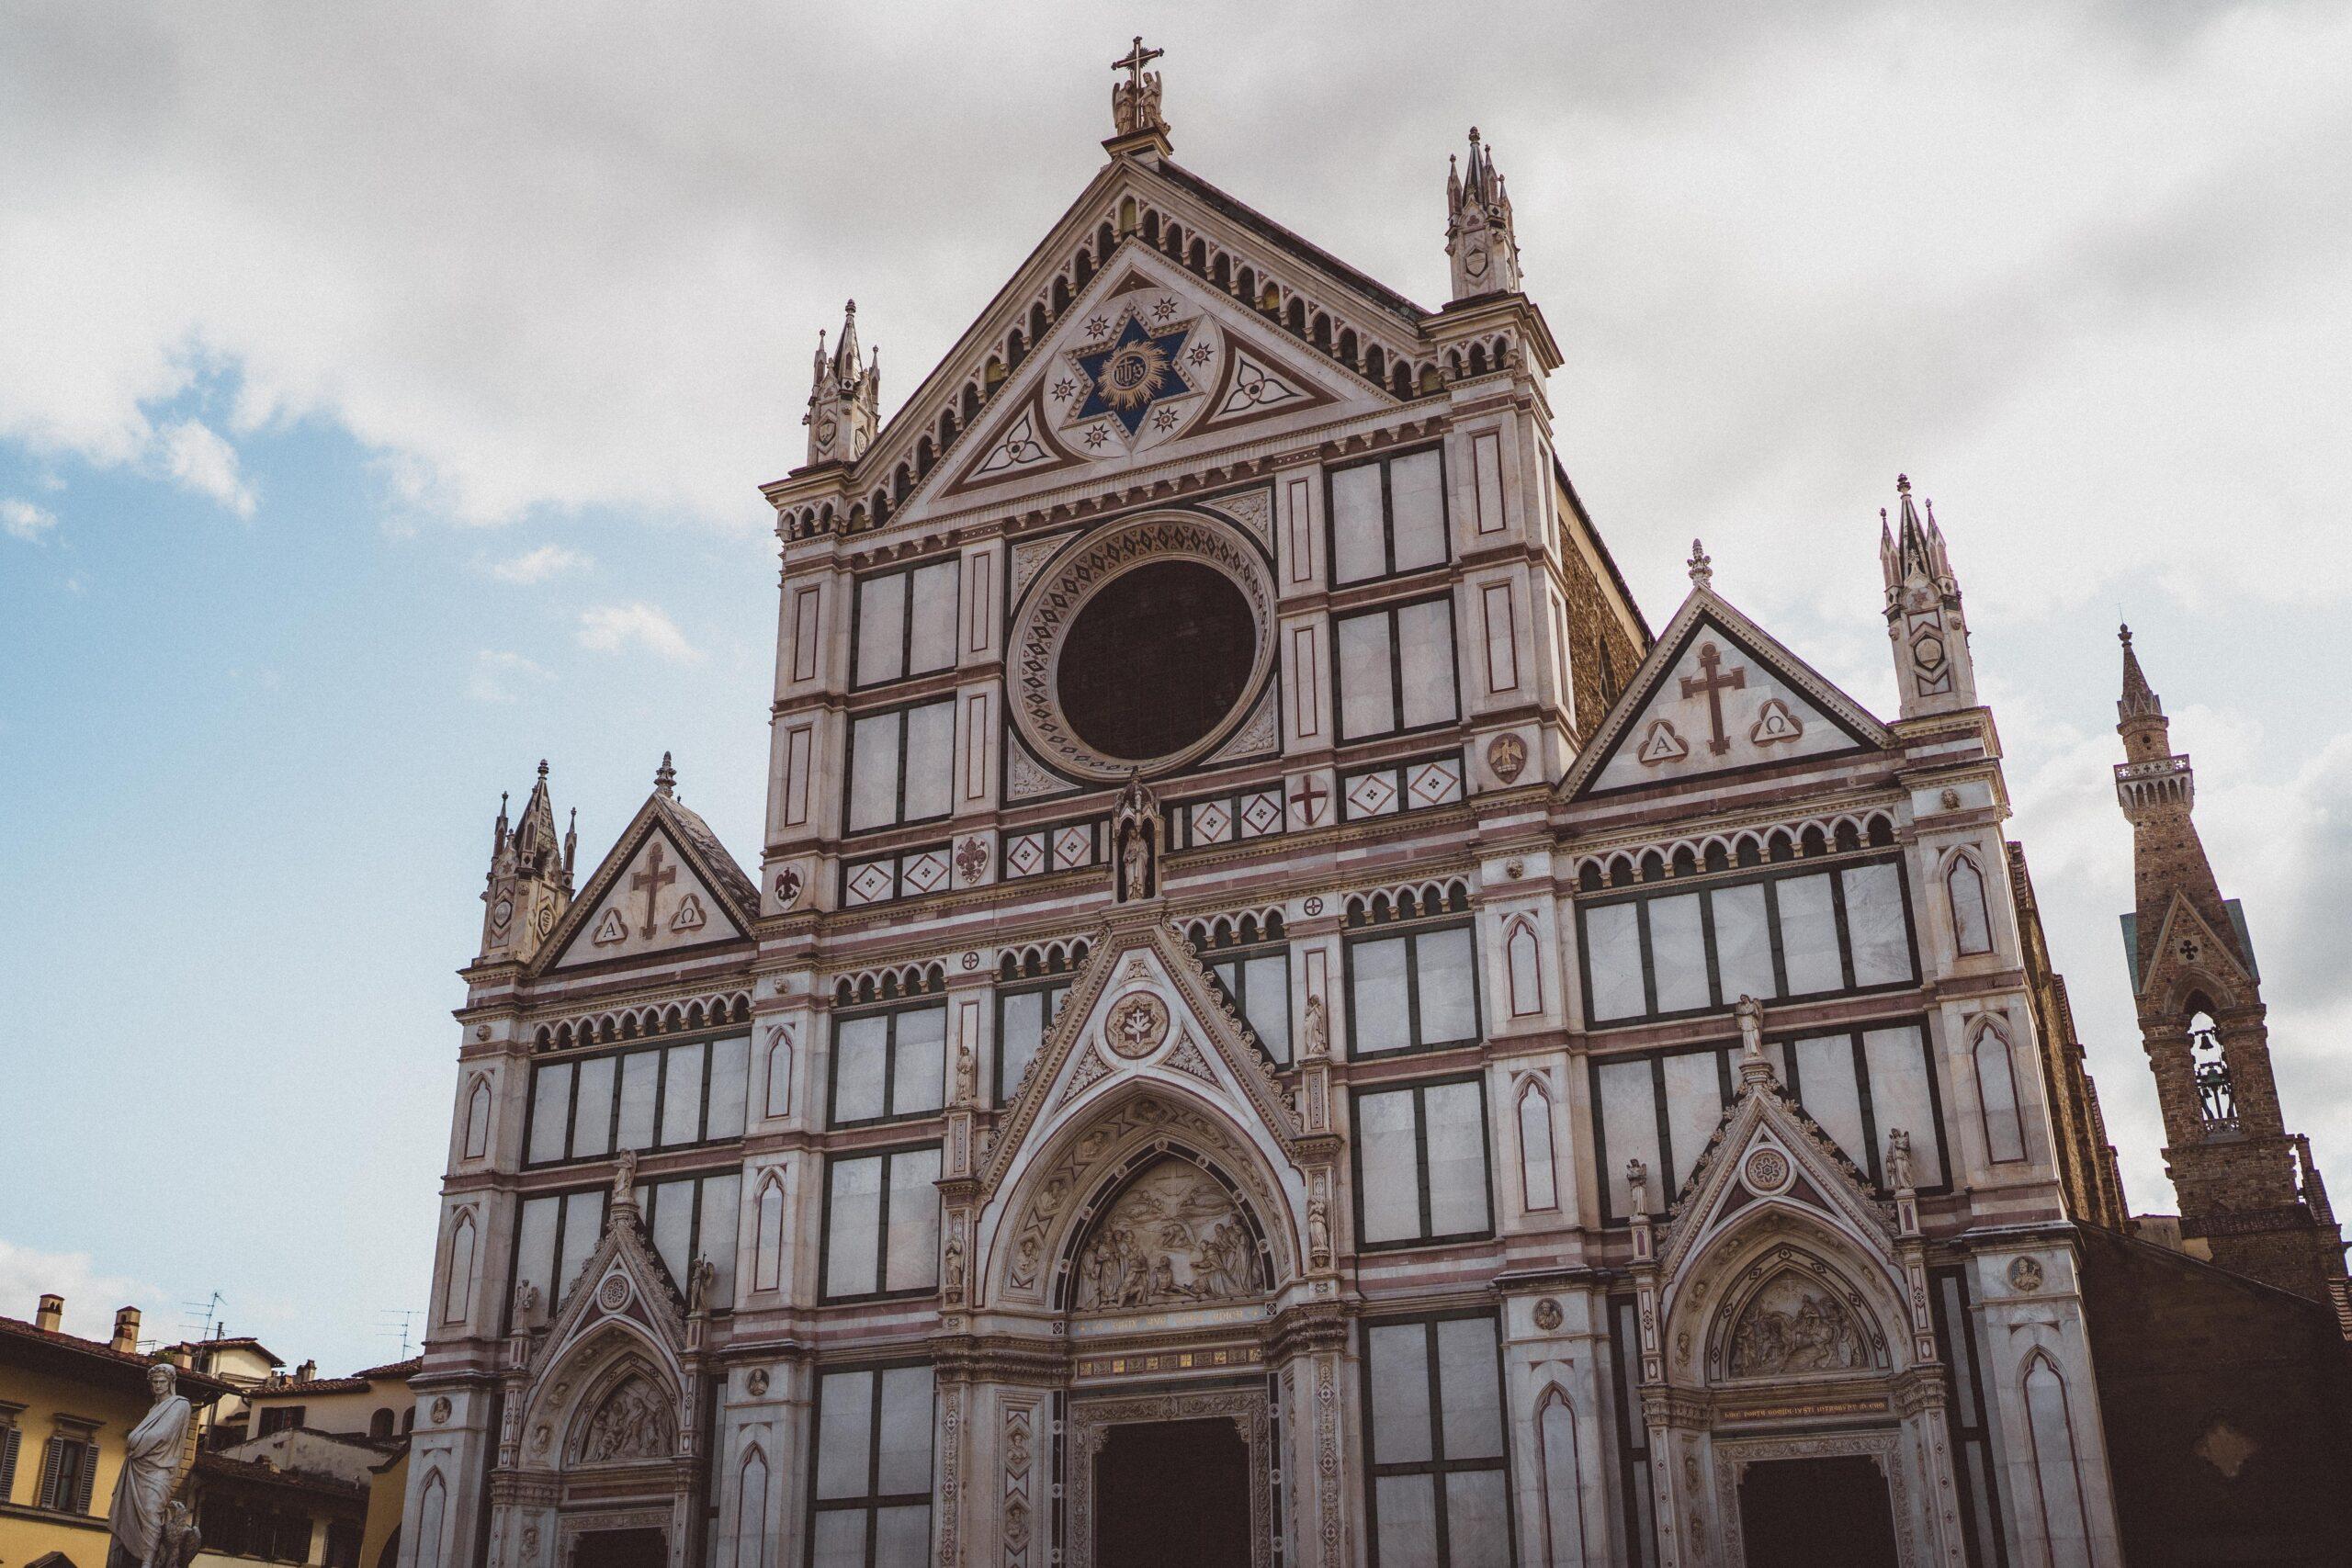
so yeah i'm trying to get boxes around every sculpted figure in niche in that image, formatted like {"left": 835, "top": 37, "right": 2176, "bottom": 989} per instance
{"left": 582, "top": 1377, "right": 672, "bottom": 1462}
{"left": 107, "top": 1362, "right": 192, "bottom": 1568}
{"left": 1727, "top": 1272, "right": 1867, "bottom": 1377}
{"left": 1075, "top": 1158, "right": 1261, "bottom": 1310}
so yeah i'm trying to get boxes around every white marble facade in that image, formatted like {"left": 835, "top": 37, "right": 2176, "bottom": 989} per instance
{"left": 399, "top": 94, "right": 2127, "bottom": 1568}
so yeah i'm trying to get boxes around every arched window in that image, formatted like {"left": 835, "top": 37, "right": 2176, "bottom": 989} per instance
{"left": 2188, "top": 1008, "right": 2237, "bottom": 1131}
{"left": 2022, "top": 1354, "right": 2093, "bottom": 1568}
{"left": 1506, "top": 919, "right": 1544, "bottom": 1017}
{"left": 763, "top": 1029, "right": 793, "bottom": 1120}
{"left": 753, "top": 1174, "right": 787, "bottom": 1293}
{"left": 733, "top": 1442, "right": 771, "bottom": 1568}
{"left": 439, "top": 1213, "right": 476, "bottom": 1325}
{"left": 413, "top": 1471, "right": 447, "bottom": 1568}
{"left": 369, "top": 1407, "right": 394, "bottom": 1439}
{"left": 462, "top": 1077, "right": 492, "bottom": 1161}
{"left": 1973, "top": 1021, "right": 2026, "bottom": 1163}
{"left": 1519, "top": 1080, "right": 1559, "bottom": 1212}
{"left": 1536, "top": 1385, "right": 1588, "bottom": 1567}
{"left": 1948, "top": 854, "right": 1994, "bottom": 955}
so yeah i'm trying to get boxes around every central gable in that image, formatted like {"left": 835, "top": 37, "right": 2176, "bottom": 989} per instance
{"left": 931, "top": 250, "right": 1384, "bottom": 510}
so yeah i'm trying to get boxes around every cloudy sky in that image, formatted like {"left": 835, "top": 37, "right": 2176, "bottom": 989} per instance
{"left": 6, "top": 3, "right": 2348, "bottom": 1373}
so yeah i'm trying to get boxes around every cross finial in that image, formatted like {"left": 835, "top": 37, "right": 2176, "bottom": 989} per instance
{"left": 654, "top": 751, "right": 676, "bottom": 796}
{"left": 1110, "top": 36, "right": 1167, "bottom": 140}
{"left": 1687, "top": 537, "right": 1713, "bottom": 589}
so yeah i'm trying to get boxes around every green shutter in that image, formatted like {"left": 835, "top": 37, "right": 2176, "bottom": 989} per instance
{"left": 36, "top": 1435, "right": 63, "bottom": 1509}
{"left": 73, "top": 1439, "right": 96, "bottom": 1512}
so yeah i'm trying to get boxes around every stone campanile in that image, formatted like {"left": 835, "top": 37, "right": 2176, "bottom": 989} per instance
{"left": 2113, "top": 626, "right": 2348, "bottom": 1304}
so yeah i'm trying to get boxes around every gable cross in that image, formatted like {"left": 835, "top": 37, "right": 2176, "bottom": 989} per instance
{"left": 1114, "top": 35, "right": 1163, "bottom": 96}
{"left": 1679, "top": 641, "right": 1748, "bottom": 756}
{"left": 630, "top": 841, "right": 676, "bottom": 940}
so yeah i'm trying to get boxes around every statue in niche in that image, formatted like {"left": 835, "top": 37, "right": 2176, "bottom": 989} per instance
{"left": 582, "top": 1377, "right": 673, "bottom": 1461}
{"left": 1727, "top": 1273, "right": 1867, "bottom": 1377}
{"left": 1075, "top": 1158, "right": 1261, "bottom": 1310}
{"left": 1301, "top": 994, "right": 1329, "bottom": 1061}
{"left": 1306, "top": 1195, "right": 1332, "bottom": 1269}
{"left": 1111, "top": 773, "right": 1163, "bottom": 903}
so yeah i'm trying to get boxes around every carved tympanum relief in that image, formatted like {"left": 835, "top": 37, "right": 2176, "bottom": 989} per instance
{"left": 1075, "top": 1156, "right": 1261, "bottom": 1310}
{"left": 579, "top": 1376, "right": 673, "bottom": 1462}
{"left": 1726, "top": 1270, "right": 1869, "bottom": 1377}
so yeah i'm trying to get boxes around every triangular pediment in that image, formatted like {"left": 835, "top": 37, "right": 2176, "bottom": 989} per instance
{"left": 540, "top": 795, "right": 754, "bottom": 972}
{"left": 1656, "top": 1058, "right": 1897, "bottom": 1301}
{"left": 808, "top": 153, "right": 1446, "bottom": 532}
{"left": 1566, "top": 588, "right": 1891, "bottom": 799}
{"left": 2136, "top": 892, "right": 2254, "bottom": 1002}
{"left": 978, "top": 913, "right": 1302, "bottom": 1199}
{"left": 926, "top": 249, "right": 1385, "bottom": 512}
{"left": 528, "top": 1189, "right": 690, "bottom": 1389}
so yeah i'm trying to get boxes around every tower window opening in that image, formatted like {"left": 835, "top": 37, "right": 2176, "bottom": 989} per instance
{"left": 2189, "top": 1013, "right": 2238, "bottom": 1134}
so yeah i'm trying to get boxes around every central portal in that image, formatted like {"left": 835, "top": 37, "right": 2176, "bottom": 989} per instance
{"left": 571, "top": 1526, "right": 666, "bottom": 1568}
{"left": 1737, "top": 1455, "right": 1900, "bottom": 1568}
{"left": 1094, "top": 1418, "right": 1252, "bottom": 1568}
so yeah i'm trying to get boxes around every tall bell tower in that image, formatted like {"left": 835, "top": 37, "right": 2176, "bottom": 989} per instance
{"left": 2113, "top": 626, "right": 2348, "bottom": 1304}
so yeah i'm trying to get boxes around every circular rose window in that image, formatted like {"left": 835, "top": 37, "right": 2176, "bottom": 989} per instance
{"left": 1010, "top": 514, "right": 1275, "bottom": 782}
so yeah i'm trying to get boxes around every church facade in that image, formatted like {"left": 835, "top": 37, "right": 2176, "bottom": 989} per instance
{"left": 395, "top": 52, "right": 2348, "bottom": 1568}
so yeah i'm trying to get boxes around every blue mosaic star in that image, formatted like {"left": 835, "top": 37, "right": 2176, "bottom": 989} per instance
{"left": 1069, "top": 313, "right": 1194, "bottom": 437}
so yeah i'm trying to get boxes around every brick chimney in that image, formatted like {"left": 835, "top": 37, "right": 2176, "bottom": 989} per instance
{"left": 296, "top": 1359, "right": 317, "bottom": 1382}
{"left": 35, "top": 1293, "right": 63, "bottom": 1333}
{"left": 112, "top": 1306, "right": 141, "bottom": 1354}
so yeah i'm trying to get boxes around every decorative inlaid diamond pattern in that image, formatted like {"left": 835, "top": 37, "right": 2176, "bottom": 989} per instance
{"left": 1052, "top": 826, "right": 1093, "bottom": 870}
{"left": 902, "top": 849, "right": 951, "bottom": 895}
{"left": 844, "top": 861, "right": 895, "bottom": 906}
{"left": 1191, "top": 801, "right": 1233, "bottom": 844}
{"left": 1344, "top": 772, "right": 1399, "bottom": 818}
{"left": 1238, "top": 790, "right": 1283, "bottom": 838}
{"left": 1004, "top": 832, "right": 1046, "bottom": 879}
{"left": 1407, "top": 758, "right": 1464, "bottom": 807}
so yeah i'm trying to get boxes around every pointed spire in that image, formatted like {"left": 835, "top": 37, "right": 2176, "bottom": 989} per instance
{"left": 1879, "top": 472, "right": 1977, "bottom": 716}
{"left": 833, "top": 299, "right": 860, "bottom": 379}
{"left": 1687, "top": 537, "right": 1713, "bottom": 590}
{"left": 563, "top": 807, "right": 578, "bottom": 880}
{"left": 2118, "top": 623, "right": 2164, "bottom": 722}
{"left": 1446, "top": 125, "right": 1522, "bottom": 300}
{"left": 803, "top": 300, "right": 880, "bottom": 467}
{"left": 654, "top": 751, "right": 677, "bottom": 797}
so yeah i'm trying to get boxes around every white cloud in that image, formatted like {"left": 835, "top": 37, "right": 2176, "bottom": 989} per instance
{"left": 578, "top": 603, "right": 700, "bottom": 663}
{"left": 468, "top": 649, "right": 553, "bottom": 703}
{"left": 2, "top": 497, "right": 57, "bottom": 541}
{"left": 158, "top": 417, "right": 256, "bottom": 516}
{"left": 0, "top": 1239, "right": 168, "bottom": 1347}
{"left": 489, "top": 544, "right": 592, "bottom": 583}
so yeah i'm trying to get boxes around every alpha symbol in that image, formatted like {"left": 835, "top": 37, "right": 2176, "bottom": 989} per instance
{"left": 630, "top": 841, "right": 676, "bottom": 939}
{"left": 1636, "top": 719, "right": 1689, "bottom": 766}
{"left": 1679, "top": 641, "right": 1747, "bottom": 756}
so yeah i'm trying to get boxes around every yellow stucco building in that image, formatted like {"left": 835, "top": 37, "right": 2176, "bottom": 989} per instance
{"left": 0, "top": 1293, "right": 229, "bottom": 1568}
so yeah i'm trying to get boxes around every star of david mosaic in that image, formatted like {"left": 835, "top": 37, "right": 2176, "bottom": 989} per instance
{"left": 1064, "top": 304, "right": 1198, "bottom": 439}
